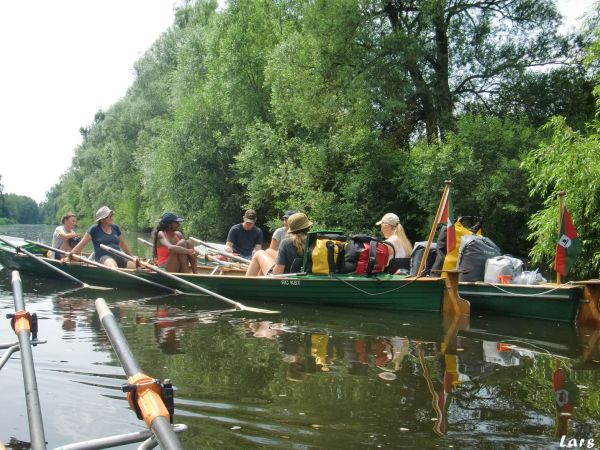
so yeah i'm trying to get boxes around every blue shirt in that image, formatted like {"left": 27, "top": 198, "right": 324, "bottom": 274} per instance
{"left": 88, "top": 223, "right": 121, "bottom": 261}
{"left": 226, "top": 223, "right": 263, "bottom": 259}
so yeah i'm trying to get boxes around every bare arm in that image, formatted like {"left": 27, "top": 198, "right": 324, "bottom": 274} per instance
{"left": 268, "top": 238, "right": 280, "bottom": 251}
{"left": 69, "top": 232, "right": 91, "bottom": 255}
{"left": 225, "top": 241, "right": 234, "bottom": 253}
{"left": 118, "top": 234, "right": 134, "bottom": 257}
{"left": 271, "top": 264, "right": 285, "bottom": 275}
{"left": 158, "top": 231, "right": 195, "bottom": 255}
{"left": 58, "top": 229, "right": 80, "bottom": 239}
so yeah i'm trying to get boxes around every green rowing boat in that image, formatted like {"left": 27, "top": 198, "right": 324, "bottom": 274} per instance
{"left": 2, "top": 236, "right": 598, "bottom": 325}
{"left": 0, "top": 238, "right": 468, "bottom": 315}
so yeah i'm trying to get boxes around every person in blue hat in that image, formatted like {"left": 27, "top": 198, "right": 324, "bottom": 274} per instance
{"left": 268, "top": 210, "right": 296, "bottom": 256}
{"left": 152, "top": 212, "right": 199, "bottom": 273}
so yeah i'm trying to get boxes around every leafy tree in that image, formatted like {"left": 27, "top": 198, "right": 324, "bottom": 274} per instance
{"left": 406, "top": 115, "right": 538, "bottom": 256}
{"left": 3, "top": 194, "right": 40, "bottom": 224}
{"left": 522, "top": 117, "right": 600, "bottom": 279}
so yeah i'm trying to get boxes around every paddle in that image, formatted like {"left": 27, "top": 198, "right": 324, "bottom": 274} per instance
{"left": 100, "top": 244, "right": 278, "bottom": 314}
{"left": 0, "top": 236, "right": 111, "bottom": 291}
{"left": 25, "top": 240, "right": 181, "bottom": 295}
{"left": 189, "top": 237, "right": 251, "bottom": 265}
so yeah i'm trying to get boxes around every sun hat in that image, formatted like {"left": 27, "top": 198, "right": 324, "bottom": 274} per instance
{"left": 243, "top": 209, "right": 257, "bottom": 224}
{"left": 283, "top": 210, "right": 296, "bottom": 219}
{"left": 160, "top": 212, "right": 184, "bottom": 226}
{"left": 287, "top": 213, "right": 313, "bottom": 233}
{"left": 95, "top": 206, "right": 113, "bottom": 221}
{"left": 376, "top": 213, "right": 400, "bottom": 226}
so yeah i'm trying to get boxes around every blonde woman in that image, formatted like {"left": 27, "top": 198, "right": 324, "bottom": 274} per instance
{"left": 376, "top": 213, "right": 412, "bottom": 273}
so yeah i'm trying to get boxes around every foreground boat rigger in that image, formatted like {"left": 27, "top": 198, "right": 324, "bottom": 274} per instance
{"left": 0, "top": 237, "right": 469, "bottom": 316}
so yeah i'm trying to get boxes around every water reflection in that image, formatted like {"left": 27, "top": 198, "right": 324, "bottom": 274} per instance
{"left": 1, "top": 264, "right": 599, "bottom": 448}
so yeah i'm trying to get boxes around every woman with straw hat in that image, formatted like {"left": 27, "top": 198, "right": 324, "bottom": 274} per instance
{"left": 67, "top": 206, "right": 138, "bottom": 269}
{"left": 246, "top": 212, "right": 313, "bottom": 276}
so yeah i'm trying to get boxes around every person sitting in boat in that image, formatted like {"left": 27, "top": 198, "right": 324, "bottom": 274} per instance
{"left": 51, "top": 212, "right": 81, "bottom": 259}
{"left": 376, "top": 213, "right": 412, "bottom": 273}
{"left": 246, "top": 212, "right": 312, "bottom": 276}
{"left": 67, "top": 206, "right": 137, "bottom": 269}
{"left": 265, "top": 210, "right": 295, "bottom": 261}
{"left": 225, "top": 209, "right": 263, "bottom": 260}
{"left": 152, "top": 212, "right": 199, "bottom": 273}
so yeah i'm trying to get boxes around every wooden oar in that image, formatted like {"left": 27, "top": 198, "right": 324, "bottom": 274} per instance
{"left": 189, "top": 237, "right": 251, "bottom": 265}
{"left": 25, "top": 240, "right": 181, "bottom": 295}
{"left": 0, "top": 236, "right": 112, "bottom": 291}
{"left": 100, "top": 244, "right": 278, "bottom": 314}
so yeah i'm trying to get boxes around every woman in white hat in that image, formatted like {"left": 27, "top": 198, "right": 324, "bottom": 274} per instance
{"left": 67, "top": 206, "right": 137, "bottom": 268}
{"left": 376, "top": 213, "right": 412, "bottom": 259}
{"left": 246, "top": 212, "right": 312, "bottom": 276}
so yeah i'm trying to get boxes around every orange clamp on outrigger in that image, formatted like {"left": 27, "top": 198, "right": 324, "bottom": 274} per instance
{"left": 123, "top": 373, "right": 174, "bottom": 428}
{"left": 10, "top": 310, "right": 31, "bottom": 334}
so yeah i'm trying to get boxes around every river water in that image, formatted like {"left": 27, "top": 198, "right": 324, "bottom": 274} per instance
{"left": 0, "top": 225, "right": 599, "bottom": 449}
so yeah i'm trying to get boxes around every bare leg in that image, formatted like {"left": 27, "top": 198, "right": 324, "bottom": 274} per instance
{"left": 180, "top": 239, "right": 198, "bottom": 273}
{"left": 245, "top": 250, "right": 275, "bottom": 277}
{"left": 102, "top": 257, "right": 119, "bottom": 268}
{"left": 246, "top": 253, "right": 262, "bottom": 276}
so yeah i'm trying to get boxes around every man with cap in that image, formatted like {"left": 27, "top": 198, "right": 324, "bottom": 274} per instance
{"left": 68, "top": 205, "right": 138, "bottom": 269}
{"left": 225, "top": 209, "right": 264, "bottom": 260}
{"left": 152, "top": 212, "right": 198, "bottom": 273}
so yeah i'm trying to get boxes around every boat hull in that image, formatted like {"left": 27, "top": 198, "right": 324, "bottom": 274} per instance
{"left": 0, "top": 245, "right": 446, "bottom": 312}
{"left": 459, "top": 282, "right": 582, "bottom": 323}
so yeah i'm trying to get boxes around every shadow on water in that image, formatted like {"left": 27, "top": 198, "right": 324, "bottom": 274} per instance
{"left": 1, "top": 256, "right": 600, "bottom": 448}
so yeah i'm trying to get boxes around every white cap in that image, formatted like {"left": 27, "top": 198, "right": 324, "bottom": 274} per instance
{"left": 376, "top": 213, "right": 400, "bottom": 226}
{"left": 95, "top": 206, "right": 112, "bottom": 221}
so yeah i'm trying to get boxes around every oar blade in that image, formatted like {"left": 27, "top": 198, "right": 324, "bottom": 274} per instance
{"left": 241, "top": 306, "right": 281, "bottom": 314}
{"left": 82, "top": 283, "right": 113, "bottom": 291}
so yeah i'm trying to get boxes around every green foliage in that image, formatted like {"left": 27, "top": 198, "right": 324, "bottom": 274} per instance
{"left": 2, "top": 194, "right": 40, "bottom": 224}
{"left": 406, "top": 115, "right": 538, "bottom": 255}
{"left": 522, "top": 116, "right": 600, "bottom": 278}
{"left": 38, "top": 0, "right": 597, "bottom": 276}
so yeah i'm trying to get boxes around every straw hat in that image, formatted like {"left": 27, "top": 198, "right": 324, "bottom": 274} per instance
{"left": 287, "top": 213, "right": 313, "bottom": 233}
{"left": 95, "top": 206, "right": 113, "bottom": 221}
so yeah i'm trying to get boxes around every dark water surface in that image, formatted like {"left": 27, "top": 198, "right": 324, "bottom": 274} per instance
{"left": 1, "top": 225, "right": 599, "bottom": 449}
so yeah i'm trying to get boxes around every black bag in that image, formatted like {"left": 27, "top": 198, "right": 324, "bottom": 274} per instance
{"left": 410, "top": 242, "right": 437, "bottom": 276}
{"left": 458, "top": 235, "right": 501, "bottom": 282}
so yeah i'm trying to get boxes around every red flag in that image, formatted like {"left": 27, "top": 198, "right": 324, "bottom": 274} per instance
{"left": 439, "top": 191, "right": 455, "bottom": 253}
{"left": 554, "top": 206, "right": 582, "bottom": 276}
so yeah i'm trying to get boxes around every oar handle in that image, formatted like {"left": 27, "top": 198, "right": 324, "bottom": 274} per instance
{"left": 26, "top": 240, "right": 178, "bottom": 294}
{"left": 189, "top": 237, "right": 251, "bottom": 264}
{"left": 96, "top": 299, "right": 183, "bottom": 450}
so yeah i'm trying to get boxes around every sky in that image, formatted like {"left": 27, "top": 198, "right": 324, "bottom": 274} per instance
{"left": 0, "top": 0, "right": 596, "bottom": 204}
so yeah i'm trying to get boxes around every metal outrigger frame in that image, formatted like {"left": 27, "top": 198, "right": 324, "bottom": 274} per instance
{"left": 1, "top": 271, "right": 187, "bottom": 450}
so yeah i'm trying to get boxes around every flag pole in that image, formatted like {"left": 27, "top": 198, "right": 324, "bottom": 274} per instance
{"left": 556, "top": 191, "right": 565, "bottom": 284}
{"left": 417, "top": 180, "right": 451, "bottom": 277}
